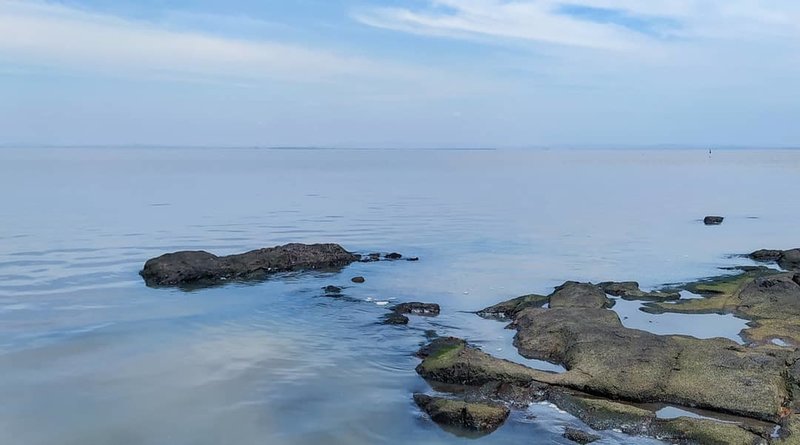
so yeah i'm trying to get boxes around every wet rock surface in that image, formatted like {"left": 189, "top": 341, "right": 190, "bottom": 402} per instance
{"left": 563, "top": 427, "right": 600, "bottom": 444}
{"left": 351, "top": 276, "right": 366, "bottom": 283}
{"left": 704, "top": 216, "right": 725, "bottom": 225}
{"left": 413, "top": 394, "right": 510, "bottom": 433}
{"left": 140, "top": 243, "right": 359, "bottom": 287}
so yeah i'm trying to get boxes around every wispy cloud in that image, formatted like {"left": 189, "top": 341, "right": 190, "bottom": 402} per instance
{"left": 0, "top": 0, "right": 438, "bottom": 87}
{"left": 355, "top": 0, "right": 800, "bottom": 51}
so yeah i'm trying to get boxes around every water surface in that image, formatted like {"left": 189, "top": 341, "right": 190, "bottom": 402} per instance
{"left": 1, "top": 147, "right": 798, "bottom": 444}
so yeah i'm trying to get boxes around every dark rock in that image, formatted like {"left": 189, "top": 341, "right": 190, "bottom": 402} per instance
{"left": 563, "top": 427, "right": 600, "bottom": 444}
{"left": 323, "top": 285, "right": 342, "bottom": 294}
{"left": 368, "top": 252, "right": 381, "bottom": 259}
{"left": 140, "top": 243, "right": 359, "bottom": 287}
{"left": 413, "top": 394, "right": 509, "bottom": 433}
{"left": 406, "top": 257, "right": 420, "bottom": 262}
{"left": 781, "top": 249, "right": 800, "bottom": 271}
{"left": 704, "top": 216, "right": 725, "bottom": 225}
{"left": 382, "top": 312, "right": 409, "bottom": 325}
{"left": 476, "top": 294, "right": 549, "bottom": 320}
{"left": 751, "top": 249, "right": 784, "bottom": 262}
{"left": 750, "top": 248, "right": 800, "bottom": 271}
{"left": 794, "top": 274, "right": 800, "bottom": 287}
{"left": 598, "top": 281, "right": 680, "bottom": 301}
{"left": 385, "top": 252, "right": 403, "bottom": 260}
{"left": 549, "top": 282, "right": 614, "bottom": 309}
{"left": 351, "top": 276, "right": 366, "bottom": 283}
{"left": 392, "top": 302, "right": 440, "bottom": 316}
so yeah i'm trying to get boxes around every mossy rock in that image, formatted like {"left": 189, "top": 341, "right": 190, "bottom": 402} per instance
{"left": 413, "top": 394, "right": 509, "bottom": 434}
{"left": 651, "top": 417, "right": 766, "bottom": 445}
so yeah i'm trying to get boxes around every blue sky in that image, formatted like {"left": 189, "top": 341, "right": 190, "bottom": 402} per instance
{"left": 1, "top": 0, "right": 799, "bottom": 147}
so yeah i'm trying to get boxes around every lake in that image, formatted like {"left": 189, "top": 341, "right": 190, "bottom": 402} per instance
{"left": 1, "top": 147, "right": 798, "bottom": 444}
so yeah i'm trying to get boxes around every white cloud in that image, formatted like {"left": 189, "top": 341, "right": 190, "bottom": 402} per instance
{"left": 0, "top": 0, "right": 437, "bottom": 86}
{"left": 355, "top": 0, "right": 800, "bottom": 50}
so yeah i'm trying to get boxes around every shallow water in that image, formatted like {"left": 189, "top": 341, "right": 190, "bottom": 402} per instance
{"left": 1, "top": 147, "right": 799, "bottom": 445}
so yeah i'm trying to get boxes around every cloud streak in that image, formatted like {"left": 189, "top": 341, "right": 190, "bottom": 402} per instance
{"left": 355, "top": 0, "right": 800, "bottom": 51}
{"left": 0, "top": 0, "right": 434, "bottom": 86}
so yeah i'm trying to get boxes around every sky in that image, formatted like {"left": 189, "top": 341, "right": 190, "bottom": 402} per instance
{"left": 0, "top": 0, "right": 799, "bottom": 148}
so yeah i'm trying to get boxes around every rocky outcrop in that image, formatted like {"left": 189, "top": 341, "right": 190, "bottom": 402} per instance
{"left": 140, "top": 243, "right": 359, "bottom": 287}
{"left": 413, "top": 394, "right": 510, "bottom": 433}
{"left": 549, "top": 282, "right": 614, "bottom": 309}
{"left": 511, "top": 306, "right": 789, "bottom": 421}
{"left": 704, "top": 216, "right": 725, "bottom": 225}
{"left": 751, "top": 249, "right": 800, "bottom": 271}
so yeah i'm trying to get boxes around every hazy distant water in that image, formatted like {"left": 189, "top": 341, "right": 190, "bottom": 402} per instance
{"left": 0, "top": 147, "right": 798, "bottom": 445}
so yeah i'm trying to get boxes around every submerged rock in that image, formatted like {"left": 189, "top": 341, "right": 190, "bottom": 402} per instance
{"left": 476, "top": 294, "right": 549, "bottom": 320}
{"left": 323, "top": 285, "right": 342, "bottom": 294}
{"left": 382, "top": 312, "right": 409, "bottom": 325}
{"left": 392, "top": 302, "right": 440, "bottom": 316}
{"left": 385, "top": 252, "right": 403, "bottom": 260}
{"left": 704, "top": 216, "right": 725, "bottom": 225}
{"left": 598, "top": 281, "right": 680, "bottom": 301}
{"left": 563, "top": 427, "right": 600, "bottom": 444}
{"left": 351, "top": 276, "right": 366, "bottom": 283}
{"left": 413, "top": 394, "right": 509, "bottom": 433}
{"left": 140, "top": 243, "right": 359, "bottom": 287}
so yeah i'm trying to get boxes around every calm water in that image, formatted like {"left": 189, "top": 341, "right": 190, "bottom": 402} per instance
{"left": 1, "top": 147, "right": 798, "bottom": 445}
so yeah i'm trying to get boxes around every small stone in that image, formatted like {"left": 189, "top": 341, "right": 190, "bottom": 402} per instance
{"left": 703, "top": 216, "right": 724, "bottom": 225}
{"left": 385, "top": 252, "right": 403, "bottom": 260}
{"left": 406, "top": 257, "right": 420, "bottom": 261}
{"left": 563, "top": 427, "right": 600, "bottom": 444}
{"left": 351, "top": 276, "right": 366, "bottom": 283}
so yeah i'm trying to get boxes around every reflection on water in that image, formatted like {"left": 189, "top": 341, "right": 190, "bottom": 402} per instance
{"left": 611, "top": 298, "right": 749, "bottom": 343}
{"left": 1, "top": 147, "right": 799, "bottom": 445}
